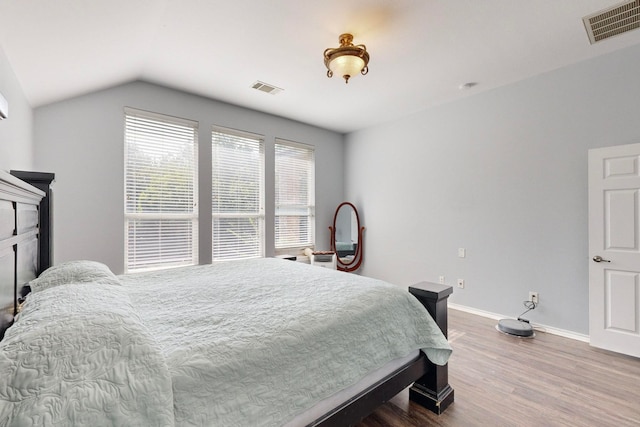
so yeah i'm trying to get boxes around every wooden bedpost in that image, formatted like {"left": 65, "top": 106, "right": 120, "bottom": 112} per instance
{"left": 408, "top": 281, "right": 454, "bottom": 414}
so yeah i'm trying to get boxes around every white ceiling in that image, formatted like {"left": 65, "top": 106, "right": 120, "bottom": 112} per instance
{"left": 1, "top": 0, "right": 640, "bottom": 133}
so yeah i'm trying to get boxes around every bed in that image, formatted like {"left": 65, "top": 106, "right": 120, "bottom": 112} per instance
{"left": 335, "top": 241, "right": 357, "bottom": 258}
{"left": 0, "top": 170, "right": 455, "bottom": 426}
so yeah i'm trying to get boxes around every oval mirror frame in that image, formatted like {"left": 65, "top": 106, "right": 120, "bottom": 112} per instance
{"left": 329, "top": 202, "right": 364, "bottom": 272}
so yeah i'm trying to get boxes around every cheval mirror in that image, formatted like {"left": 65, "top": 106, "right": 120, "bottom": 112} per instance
{"left": 329, "top": 202, "right": 364, "bottom": 272}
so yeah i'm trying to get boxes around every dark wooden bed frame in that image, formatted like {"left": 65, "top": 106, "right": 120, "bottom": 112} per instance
{"left": 313, "top": 282, "right": 454, "bottom": 426}
{"left": 0, "top": 171, "right": 49, "bottom": 340}
{"left": 0, "top": 170, "right": 454, "bottom": 425}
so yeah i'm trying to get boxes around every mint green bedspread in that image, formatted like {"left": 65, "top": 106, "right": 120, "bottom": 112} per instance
{"left": 120, "top": 258, "right": 451, "bottom": 426}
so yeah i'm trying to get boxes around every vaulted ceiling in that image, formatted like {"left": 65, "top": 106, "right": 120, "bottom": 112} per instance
{"left": 1, "top": 0, "right": 640, "bottom": 133}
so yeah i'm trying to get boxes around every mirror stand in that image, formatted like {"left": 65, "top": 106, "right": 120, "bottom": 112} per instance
{"left": 329, "top": 202, "right": 365, "bottom": 272}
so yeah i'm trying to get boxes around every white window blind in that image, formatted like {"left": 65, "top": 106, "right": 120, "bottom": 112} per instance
{"left": 124, "top": 108, "right": 198, "bottom": 272}
{"left": 212, "top": 127, "right": 264, "bottom": 261}
{"left": 275, "top": 140, "right": 315, "bottom": 249}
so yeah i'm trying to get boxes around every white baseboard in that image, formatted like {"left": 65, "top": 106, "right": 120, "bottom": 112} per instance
{"left": 448, "top": 303, "right": 590, "bottom": 343}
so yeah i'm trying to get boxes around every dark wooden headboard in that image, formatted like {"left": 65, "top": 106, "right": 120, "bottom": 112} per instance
{"left": 10, "top": 170, "right": 55, "bottom": 275}
{"left": 0, "top": 170, "right": 54, "bottom": 340}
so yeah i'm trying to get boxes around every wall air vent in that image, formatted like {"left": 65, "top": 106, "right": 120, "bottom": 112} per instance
{"left": 583, "top": 0, "right": 640, "bottom": 44}
{"left": 251, "top": 81, "right": 283, "bottom": 95}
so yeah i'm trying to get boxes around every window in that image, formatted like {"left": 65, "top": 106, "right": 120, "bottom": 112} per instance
{"left": 275, "top": 140, "right": 315, "bottom": 251}
{"left": 124, "top": 108, "right": 198, "bottom": 272}
{"left": 212, "top": 127, "right": 264, "bottom": 260}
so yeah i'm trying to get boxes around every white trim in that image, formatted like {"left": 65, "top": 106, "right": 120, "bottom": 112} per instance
{"left": 124, "top": 106, "right": 198, "bottom": 128}
{"left": 448, "top": 303, "right": 590, "bottom": 343}
{"left": 274, "top": 137, "right": 315, "bottom": 151}
{"left": 125, "top": 212, "right": 197, "bottom": 220}
{"left": 212, "top": 125, "right": 264, "bottom": 142}
{"left": 0, "top": 170, "right": 45, "bottom": 203}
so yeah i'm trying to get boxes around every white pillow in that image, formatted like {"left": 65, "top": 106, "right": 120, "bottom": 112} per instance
{"left": 29, "top": 260, "right": 121, "bottom": 293}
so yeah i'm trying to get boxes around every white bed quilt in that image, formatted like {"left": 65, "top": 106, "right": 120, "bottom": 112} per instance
{"left": 121, "top": 258, "right": 452, "bottom": 427}
{"left": 0, "top": 284, "right": 174, "bottom": 427}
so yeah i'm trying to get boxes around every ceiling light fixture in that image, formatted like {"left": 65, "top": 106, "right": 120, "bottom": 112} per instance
{"left": 323, "top": 33, "right": 370, "bottom": 84}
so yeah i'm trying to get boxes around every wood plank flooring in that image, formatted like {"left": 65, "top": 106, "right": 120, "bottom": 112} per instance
{"left": 358, "top": 308, "right": 640, "bottom": 427}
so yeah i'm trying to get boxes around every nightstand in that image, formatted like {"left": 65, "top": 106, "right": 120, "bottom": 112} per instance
{"left": 310, "top": 251, "right": 337, "bottom": 269}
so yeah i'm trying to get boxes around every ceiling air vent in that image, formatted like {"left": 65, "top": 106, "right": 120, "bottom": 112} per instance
{"left": 251, "top": 81, "right": 283, "bottom": 95}
{"left": 583, "top": 0, "right": 640, "bottom": 44}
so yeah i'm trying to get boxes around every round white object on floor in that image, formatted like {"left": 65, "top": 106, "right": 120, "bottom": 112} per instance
{"left": 496, "top": 318, "right": 535, "bottom": 338}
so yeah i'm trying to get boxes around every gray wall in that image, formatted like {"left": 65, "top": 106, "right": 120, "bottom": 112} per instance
{"left": 345, "top": 43, "right": 640, "bottom": 335}
{"left": 34, "top": 81, "right": 344, "bottom": 274}
{"left": 0, "top": 45, "right": 33, "bottom": 171}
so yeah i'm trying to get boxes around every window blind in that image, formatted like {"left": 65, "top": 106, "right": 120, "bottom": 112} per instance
{"left": 212, "top": 127, "right": 264, "bottom": 260}
{"left": 274, "top": 140, "right": 315, "bottom": 249}
{"left": 124, "top": 108, "right": 198, "bottom": 272}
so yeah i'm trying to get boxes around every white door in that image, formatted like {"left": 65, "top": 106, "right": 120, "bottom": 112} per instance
{"left": 589, "top": 143, "right": 640, "bottom": 358}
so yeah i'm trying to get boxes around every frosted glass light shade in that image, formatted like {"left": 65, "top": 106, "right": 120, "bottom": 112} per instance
{"left": 329, "top": 55, "right": 365, "bottom": 80}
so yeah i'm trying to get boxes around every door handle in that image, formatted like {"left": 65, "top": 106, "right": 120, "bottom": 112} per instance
{"left": 592, "top": 256, "right": 611, "bottom": 263}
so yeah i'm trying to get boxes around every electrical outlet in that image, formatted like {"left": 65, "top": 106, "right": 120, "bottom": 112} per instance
{"left": 529, "top": 291, "right": 539, "bottom": 304}
{"left": 457, "top": 279, "right": 465, "bottom": 289}
{"left": 439, "top": 275, "right": 445, "bottom": 284}
{"left": 458, "top": 248, "right": 466, "bottom": 258}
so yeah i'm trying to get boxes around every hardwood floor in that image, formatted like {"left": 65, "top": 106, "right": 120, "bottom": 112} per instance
{"left": 358, "top": 308, "right": 640, "bottom": 427}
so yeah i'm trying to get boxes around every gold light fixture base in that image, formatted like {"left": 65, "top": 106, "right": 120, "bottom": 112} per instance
{"left": 323, "top": 33, "right": 370, "bottom": 84}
